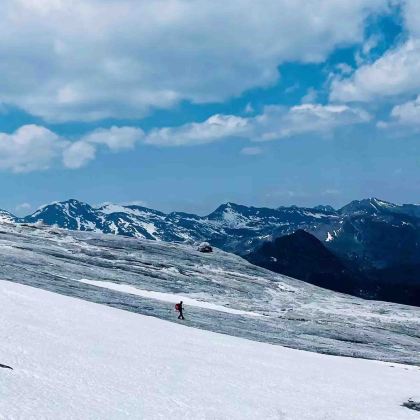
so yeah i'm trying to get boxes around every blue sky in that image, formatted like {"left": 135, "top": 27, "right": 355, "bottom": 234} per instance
{"left": 0, "top": 0, "right": 419, "bottom": 215}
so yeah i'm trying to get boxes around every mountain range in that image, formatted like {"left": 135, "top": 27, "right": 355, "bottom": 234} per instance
{"left": 2, "top": 197, "right": 420, "bottom": 306}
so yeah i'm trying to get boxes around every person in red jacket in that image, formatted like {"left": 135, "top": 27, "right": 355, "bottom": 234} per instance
{"left": 175, "top": 301, "right": 185, "bottom": 320}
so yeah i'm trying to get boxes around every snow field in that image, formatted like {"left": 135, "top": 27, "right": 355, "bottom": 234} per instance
{"left": 0, "top": 280, "right": 419, "bottom": 419}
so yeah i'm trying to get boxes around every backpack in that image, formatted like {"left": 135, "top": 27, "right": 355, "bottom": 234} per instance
{"left": 175, "top": 303, "right": 181, "bottom": 311}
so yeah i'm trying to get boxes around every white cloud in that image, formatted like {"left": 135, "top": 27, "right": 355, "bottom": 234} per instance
{"left": 301, "top": 88, "right": 318, "bottom": 104}
{"left": 330, "top": 39, "right": 420, "bottom": 102}
{"left": 329, "top": 0, "right": 420, "bottom": 104}
{"left": 378, "top": 95, "right": 420, "bottom": 131}
{"left": 143, "top": 104, "right": 371, "bottom": 146}
{"left": 0, "top": 125, "right": 67, "bottom": 173}
{"left": 144, "top": 114, "right": 249, "bottom": 146}
{"left": 0, "top": 0, "right": 387, "bottom": 122}
{"left": 62, "top": 125, "right": 144, "bottom": 169}
{"left": 252, "top": 104, "right": 371, "bottom": 141}
{"left": 81, "top": 126, "right": 144, "bottom": 151}
{"left": 390, "top": 95, "right": 420, "bottom": 125}
{"left": 404, "top": 0, "right": 420, "bottom": 38}
{"left": 335, "top": 63, "right": 353, "bottom": 75}
{"left": 0, "top": 103, "right": 372, "bottom": 174}
{"left": 354, "top": 34, "right": 382, "bottom": 66}
{"left": 62, "top": 141, "right": 96, "bottom": 169}
{"left": 0, "top": 123, "right": 123, "bottom": 172}
{"left": 240, "top": 146, "right": 263, "bottom": 155}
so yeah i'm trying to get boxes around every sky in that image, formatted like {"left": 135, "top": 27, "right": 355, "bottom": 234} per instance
{"left": 0, "top": 0, "right": 420, "bottom": 216}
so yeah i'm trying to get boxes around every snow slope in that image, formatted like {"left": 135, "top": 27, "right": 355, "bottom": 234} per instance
{"left": 0, "top": 222, "right": 419, "bottom": 365}
{"left": 0, "top": 280, "right": 418, "bottom": 420}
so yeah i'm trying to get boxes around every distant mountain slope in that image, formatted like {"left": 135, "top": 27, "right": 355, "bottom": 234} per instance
{"left": 15, "top": 198, "right": 420, "bottom": 266}
{"left": 0, "top": 209, "right": 17, "bottom": 224}
{"left": 246, "top": 230, "right": 420, "bottom": 306}
{"left": 321, "top": 200, "right": 420, "bottom": 273}
{"left": 245, "top": 230, "right": 362, "bottom": 295}
{"left": 18, "top": 199, "right": 340, "bottom": 253}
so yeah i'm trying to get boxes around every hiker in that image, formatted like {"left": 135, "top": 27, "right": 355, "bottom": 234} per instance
{"left": 175, "top": 301, "right": 185, "bottom": 320}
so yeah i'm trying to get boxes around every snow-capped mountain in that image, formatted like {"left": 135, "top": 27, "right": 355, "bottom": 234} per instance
{"left": 25, "top": 199, "right": 100, "bottom": 231}
{"left": 14, "top": 197, "right": 420, "bottom": 264}
{"left": 0, "top": 209, "right": 17, "bottom": 224}
{"left": 319, "top": 198, "right": 420, "bottom": 272}
{"left": 16, "top": 199, "right": 341, "bottom": 253}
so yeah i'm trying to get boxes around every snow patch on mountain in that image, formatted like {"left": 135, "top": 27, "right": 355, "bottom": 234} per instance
{"left": 0, "top": 210, "right": 15, "bottom": 224}
{"left": 98, "top": 203, "right": 133, "bottom": 215}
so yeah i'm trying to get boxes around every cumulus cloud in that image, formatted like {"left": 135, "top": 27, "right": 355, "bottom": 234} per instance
{"left": 403, "top": 0, "right": 420, "bottom": 38}
{"left": 144, "top": 114, "right": 249, "bottom": 146}
{"left": 0, "top": 125, "right": 67, "bottom": 173}
{"left": 62, "top": 126, "right": 144, "bottom": 169}
{"left": 390, "top": 96, "right": 420, "bottom": 125}
{"left": 301, "top": 88, "right": 318, "bottom": 104}
{"left": 81, "top": 126, "right": 144, "bottom": 151}
{"left": 0, "top": 104, "right": 372, "bottom": 173}
{"left": 330, "top": 39, "right": 420, "bottom": 102}
{"left": 330, "top": 1, "right": 420, "bottom": 104}
{"left": 253, "top": 104, "right": 371, "bottom": 141}
{"left": 62, "top": 141, "right": 96, "bottom": 169}
{"left": 0, "top": 0, "right": 387, "bottom": 122}
{"left": 335, "top": 63, "right": 354, "bottom": 75}
{"left": 143, "top": 104, "right": 371, "bottom": 146}
{"left": 378, "top": 96, "right": 420, "bottom": 131}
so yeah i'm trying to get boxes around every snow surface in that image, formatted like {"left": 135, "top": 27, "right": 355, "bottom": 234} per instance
{"left": 98, "top": 203, "right": 133, "bottom": 215}
{"left": 326, "top": 232, "right": 334, "bottom": 242}
{"left": 79, "top": 278, "right": 261, "bottom": 317}
{"left": 0, "top": 210, "right": 15, "bottom": 224}
{"left": 0, "top": 280, "right": 419, "bottom": 420}
{"left": 0, "top": 222, "right": 418, "bottom": 365}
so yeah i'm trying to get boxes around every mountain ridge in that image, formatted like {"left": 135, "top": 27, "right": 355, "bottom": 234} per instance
{"left": 3, "top": 197, "right": 420, "bottom": 306}
{"left": 7, "top": 198, "right": 343, "bottom": 251}
{"left": 3, "top": 197, "right": 420, "bottom": 261}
